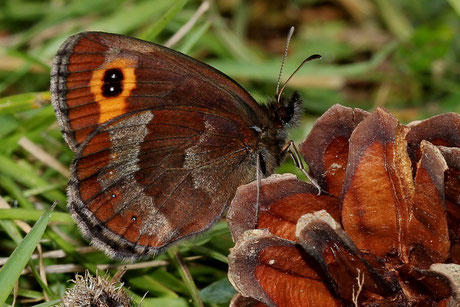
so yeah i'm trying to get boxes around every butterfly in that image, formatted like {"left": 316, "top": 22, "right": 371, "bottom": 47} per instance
{"left": 51, "top": 31, "right": 316, "bottom": 260}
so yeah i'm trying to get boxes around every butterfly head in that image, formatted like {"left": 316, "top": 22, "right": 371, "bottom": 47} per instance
{"left": 268, "top": 91, "right": 302, "bottom": 128}
{"left": 251, "top": 91, "right": 302, "bottom": 176}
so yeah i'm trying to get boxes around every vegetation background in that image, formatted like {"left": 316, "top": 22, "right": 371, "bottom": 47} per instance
{"left": 0, "top": 0, "right": 458, "bottom": 306}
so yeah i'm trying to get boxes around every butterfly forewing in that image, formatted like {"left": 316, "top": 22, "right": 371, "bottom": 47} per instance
{"left": 52, "top": 32, "right": 267, "bottom": 150}
{"left": 51, "top": 32, "right": 267, "bottom": 259}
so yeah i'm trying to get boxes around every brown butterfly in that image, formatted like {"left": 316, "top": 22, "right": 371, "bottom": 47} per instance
{"left": 51, "top": 31, "right": 317, "bottom": 260}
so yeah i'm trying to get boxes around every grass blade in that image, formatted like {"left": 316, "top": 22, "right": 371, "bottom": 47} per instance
{"left": 0, "top": 208, "right": 73, "bottom": 224}
{"left": 0, "top": 202, "right": 56, "bottom": 304}
{"left": 168, "top": 248, "right": 203, "bottom": 307}
{"left": 139, "top": 0, "right": 188, "bottom": 41}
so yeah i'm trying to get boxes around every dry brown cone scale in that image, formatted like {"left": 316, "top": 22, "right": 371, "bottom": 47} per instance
{"left": 227, "top": 105, "right": 460, "bottom": 307}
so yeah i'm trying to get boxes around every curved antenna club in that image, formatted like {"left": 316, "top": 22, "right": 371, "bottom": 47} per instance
{"left": 277, "top": 54, "right": 322, "bottom": 103}
{"left": 275, "top": 26, "right": 295, "bottom": 97}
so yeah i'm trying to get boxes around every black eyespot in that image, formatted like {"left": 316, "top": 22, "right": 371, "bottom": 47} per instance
{"left": 131, "top": 215, "right": 137, "bottom": 222}
{"left": 102, "top": 68, "right": 124, "bottom": 97}
{"left": 104, "top": 68, "right": 123, "bottom": 82}
{"left": 111, "top": 193, "right": 116, "bottom": 198}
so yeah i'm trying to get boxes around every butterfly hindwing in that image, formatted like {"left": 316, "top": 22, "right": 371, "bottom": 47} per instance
{"left": 69, "top": 109, "right": 255, "bottom": 259}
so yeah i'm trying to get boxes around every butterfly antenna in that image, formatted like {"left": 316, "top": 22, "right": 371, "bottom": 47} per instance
{"left": 277, "top": 54, "right": 322, "bottom": 103}
{"left": 275, "top": 26, "right": 295, "bottom": 99}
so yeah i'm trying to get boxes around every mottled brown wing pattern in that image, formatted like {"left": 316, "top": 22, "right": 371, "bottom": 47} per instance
{"left": 51, "top": 32, "right": 266, "bottom": 260}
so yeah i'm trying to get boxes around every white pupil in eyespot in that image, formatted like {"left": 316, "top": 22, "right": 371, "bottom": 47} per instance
{"left": 110, "top": 87, "right": 114, "bottom": 92}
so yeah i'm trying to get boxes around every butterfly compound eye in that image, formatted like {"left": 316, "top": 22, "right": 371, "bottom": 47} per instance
{"left": 276, "top": 92, "right": 302, "bottom": 127}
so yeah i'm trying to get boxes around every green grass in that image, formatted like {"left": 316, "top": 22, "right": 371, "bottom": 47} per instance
{"left": 0, "top": 0, "right": 459, "bottom": 306}
{"left": 0, "top": 203, "right": 57, "bottom": 305}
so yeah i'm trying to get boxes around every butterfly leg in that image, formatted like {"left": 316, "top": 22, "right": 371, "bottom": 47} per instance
{"left": 255, "top": 152, "right": 262, "bottom": 221}
{"left": 283, "top": 140, "right": 321, "bottom": 195}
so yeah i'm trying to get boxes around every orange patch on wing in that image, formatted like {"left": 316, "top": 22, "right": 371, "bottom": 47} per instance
{"left": 122, "top": 211, "right": 142, "bottom": 242}
{"left": 77, "top": 151, "right": 110, "bottom": 180}
{"left": 138, "top": 234, "right": 150, "bottom": 246}
{"left": 79, "top": 176, "right": 102, "bottom": 202}
{"left": 89, "top": 58, "right": 137, "bottom": 124}
{"left": 148, "top": 234, "right": 162, "bottom": 247}
{"left": 94, "top": 200, "right": 115, "bottom": 222}
{"left": 74, "top": 128, "right": 93, "bottom": 145}
{"left": 105, "top": 214, "right": 125, "bottom": 234}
